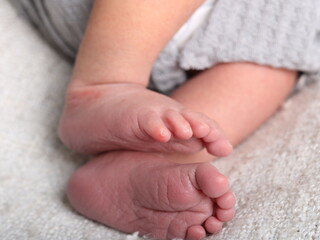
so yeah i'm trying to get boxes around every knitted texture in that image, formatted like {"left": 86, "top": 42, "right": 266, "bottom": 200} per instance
{"left": 180, "top": 0, "right": 320, "bottom": 72}
{"left": 153, "top": 0, "right": 320, "bottom": 93}
{"left": 10, "top": 0, "right": 92, "bottom": 59}
{"left": 10, "top": 0, "right": 320, "bottom": 93}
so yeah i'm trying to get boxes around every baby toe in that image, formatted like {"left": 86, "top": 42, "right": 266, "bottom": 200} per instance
{"left": 186, "top": 225, "right": 206, "bottom": 240}
{"left": 164, "top": 110, "right": 193, "bottom": 140}
{"left": 181, "top": 111, "right": 211, "bottom": 138}
{"left": 195, "top": 163, "right": 229, "bottom": 198}
{"left": 198, "top": 118, "right": 232, "bottom": 156}
{"left": 216, "top": 190, "right": 236, "bottom": 209}
{"left": 141, "top": 110, "right": 171, "bottom": 142}
{"left": 206, "top": 138, "right": 233, "bottom": 157}
{"left": 204, "top": 216, "right": 223, "bottom": 234}
{"left": 216, "top": 207, "right": 236, "bottom": 222}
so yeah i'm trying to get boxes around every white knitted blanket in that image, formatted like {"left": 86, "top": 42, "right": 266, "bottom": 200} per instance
{"left": 0, "top": 1, "right": 319, "bottom": 239}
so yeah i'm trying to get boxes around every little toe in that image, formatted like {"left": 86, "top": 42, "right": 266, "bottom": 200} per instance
{"left": 201, "top": 121, "right": 233, "bottom": 157}
{"left": 164, "top": 110, "right": 193, "bottom": 140}
{"left": 186, "top": 225, "right": 206, "bottom": 240}
{"left": 216, "top": 190, "right": 236, "bottom": 209}
{"left": 194, "top": 163, "right": 229, "bottom": 198}
{"left": 181, "top": 111, "right": 211, "bottom": 138}
{"left": 201, "top": 119, "right": 223, "bottom": 143}
{"left": 206, "top": 138, "right": 233, "bottom": 157}
{"left": 141, "top": 110, "right": 172, "bottom": 142}
{"left": 204, "top": 216, "right": 223, "bottom": 234}
{"left": 216, "top": 207, "right": 236, "bottom": 222}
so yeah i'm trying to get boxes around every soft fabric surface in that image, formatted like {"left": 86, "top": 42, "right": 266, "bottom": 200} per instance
{"left": 0, "top": 1, "right": 319, "bottom": 239}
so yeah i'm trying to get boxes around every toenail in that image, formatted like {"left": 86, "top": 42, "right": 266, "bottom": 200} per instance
{"left": 183, "top": 127, "right": 193, "bottom": 135}
{"left": 160, "top": 128, "right": 170, "bottom": 137}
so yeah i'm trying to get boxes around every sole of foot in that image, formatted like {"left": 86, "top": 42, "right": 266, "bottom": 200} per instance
{"left": 67, "top": 151, "right": 236, "bottom": 239}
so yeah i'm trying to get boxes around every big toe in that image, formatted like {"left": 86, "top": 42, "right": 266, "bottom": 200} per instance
{"left": 194, "top": 163, "right": 229, "bottom": 198}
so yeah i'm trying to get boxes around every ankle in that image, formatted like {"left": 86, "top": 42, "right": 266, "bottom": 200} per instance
{"left": 64, "top": 82, "right": 146, "bottom": 109}
{"left": 70, "top": 76, "right": 150, "bottom": 88}
{"left": 69, "top": 61, "right": 151, "bottom": 89}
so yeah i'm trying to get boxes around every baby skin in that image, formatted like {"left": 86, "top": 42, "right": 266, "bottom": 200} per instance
{"left": 60, "top": 67, "right": 295, "bottom": 240}
{"left": 59, "top": 0, "right": 297, "bottom": 239}
{"left": 67, "top": 151, "right": 236, "bottom": 240}
{"left": 59, "top": 83, "right": 232, "bottom": 156}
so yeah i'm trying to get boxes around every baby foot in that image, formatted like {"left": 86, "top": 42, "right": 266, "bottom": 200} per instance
{"left": 58, "top": 83, "right": 232, "bottom": 156}
{"left": 67, "top": 151, "right": 236, "bottom": 239}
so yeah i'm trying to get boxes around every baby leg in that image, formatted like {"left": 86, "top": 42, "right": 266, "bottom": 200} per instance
{"left": 169, "top": 62, "right": 296, "bottom": 162}
{"left": 58, "top": 0, "right": 232, "bottom": 157}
